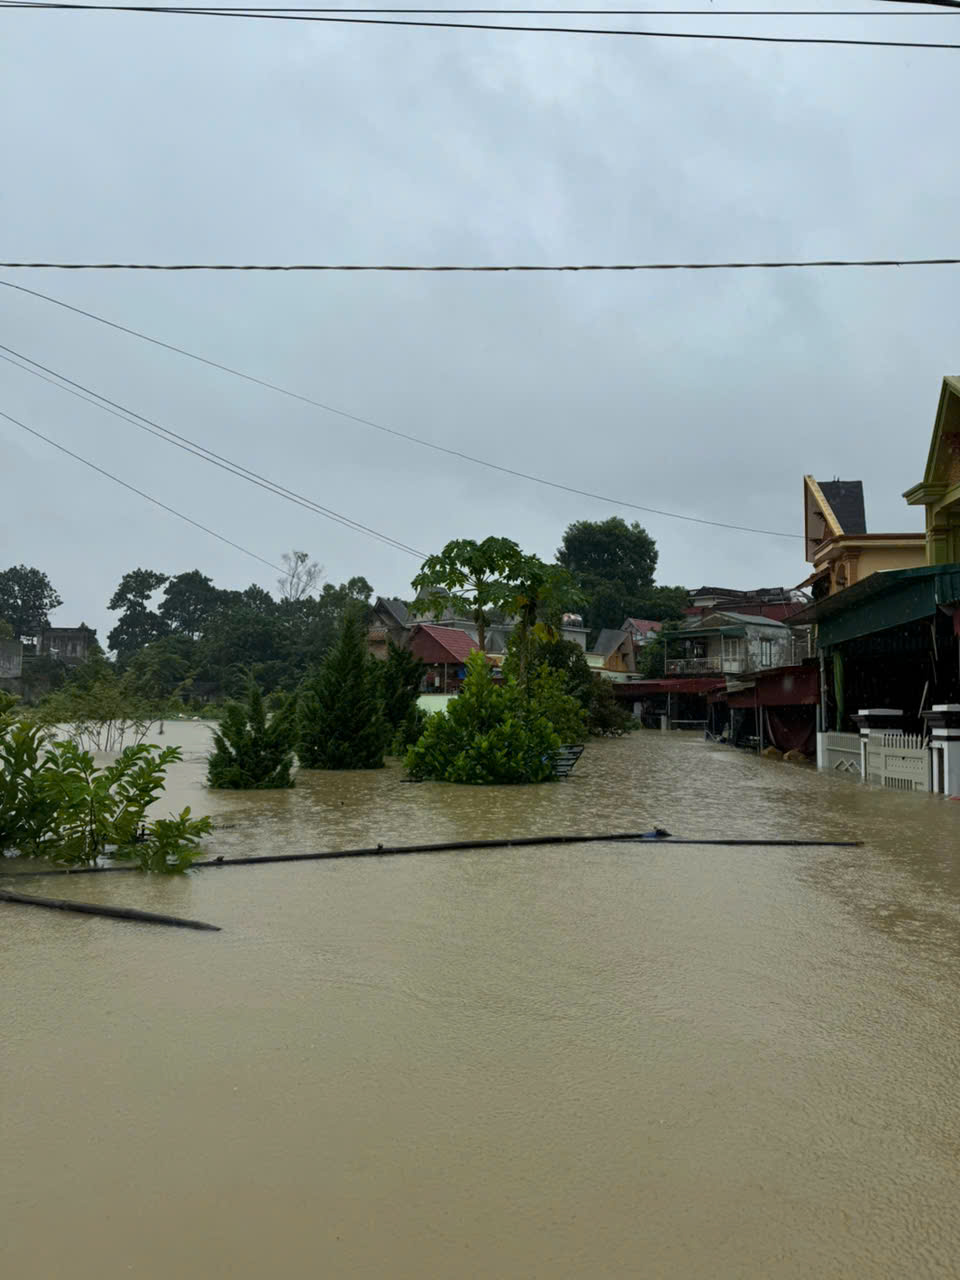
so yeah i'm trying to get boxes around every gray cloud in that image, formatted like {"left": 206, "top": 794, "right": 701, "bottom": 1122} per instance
{"left": 2, "top": 10, "right": 958, "bottom": 641}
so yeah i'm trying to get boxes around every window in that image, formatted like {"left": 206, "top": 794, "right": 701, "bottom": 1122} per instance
{"left": 760, "top": 638, "right": 774, "bottom": 668}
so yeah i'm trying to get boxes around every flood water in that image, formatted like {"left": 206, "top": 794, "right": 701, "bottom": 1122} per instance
{"left": 4, "top": 723, "right": 960, "bottom": 1278}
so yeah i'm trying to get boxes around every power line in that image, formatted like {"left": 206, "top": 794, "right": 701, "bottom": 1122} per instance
{"left": 0, "top": 280, "right": 804, "bottom": 539}
{"left": 5, "top": 2, "right": 960, "bottom": 40}
{"left": 0, "top": 407, "right": 286, "bottom": 572}
{"left": 0, "top": 344, "right": 427, "bottom": 558}
{"left": 2, "top": 257, "right": 960, "bottom": 271}
{"left": 5, "top": 3, "right": 960, "bottom": 13}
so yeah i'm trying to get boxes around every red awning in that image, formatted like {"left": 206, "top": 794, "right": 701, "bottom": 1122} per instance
{"left": 616, "top": 677, "right": 725, "bottom": 696}
{"left": 724, "top": 665, "right": 819, "bottom": 708}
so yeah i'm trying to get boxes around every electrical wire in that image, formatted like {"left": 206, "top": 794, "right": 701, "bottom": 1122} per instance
{"left": 0, "top": 345, "right": 427, "bottom": 558}
{"left": 0, "top": 407, "right": 286, "bottom": 572}
{"left": 2, "top": 257, "right": 959, "bottom": 270}
{"left": 5, "top": 3, "right": 960, "bottom": 13}
{"left": 0, "top": 280, "right": 805, "bottom": 539}
{"left": 5, "top": 2, "right": 960, "bottom": 41}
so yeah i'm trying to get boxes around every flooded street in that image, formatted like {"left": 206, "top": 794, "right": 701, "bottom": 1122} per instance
{"left": 4, "top": 724, "right": 960, "bottom": 1277}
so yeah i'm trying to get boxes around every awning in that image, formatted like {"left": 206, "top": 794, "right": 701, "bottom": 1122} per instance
{"left": 709, "top": 664, "right": 819, "bottom": 708}
{"left": 795, "top": 567, "right": 829, "bottom": 591}
{"left": 617, "top": 677, "right": 725, "bottom": 695}
{"left": 787, "top": 564, "right": 960, "bottom": 648}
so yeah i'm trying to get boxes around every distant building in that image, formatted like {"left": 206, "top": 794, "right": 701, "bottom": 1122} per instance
{"left": 587, "top": 629, "right": 636, "bottom": 674}
{"left": 367, "top": 597, "right": 412, "bottom": 660}
{"left": 36, "top": 625, "right": 97, "bottom": 667}
{"left": 665, "top": 612, "right": 792, "bottom": 677}
{"left": 406, "top": 623, "right": 485, "bottom": 694}
{"left": 621, "top": 617, "right": 662, "bottom": 647}
{"left": 685, "top": 586, "right": 804, "bottom": 623}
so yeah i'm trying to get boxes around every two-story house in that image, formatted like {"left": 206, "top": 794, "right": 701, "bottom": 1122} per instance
{"left": 665, "top": 612, "right": 793, "bottom": 677}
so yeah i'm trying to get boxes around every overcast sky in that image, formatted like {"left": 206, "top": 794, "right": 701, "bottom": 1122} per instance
{"left": 2, "top": 5, "right": 959, "bottom": 643}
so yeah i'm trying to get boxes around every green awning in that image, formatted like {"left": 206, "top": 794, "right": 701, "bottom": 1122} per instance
{"left": 797, "top": 565, "right": 960, "bottom": 648}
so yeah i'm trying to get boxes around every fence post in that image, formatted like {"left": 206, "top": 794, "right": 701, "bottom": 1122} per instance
{"left": 922, "top": 705, "right": 960, "bottom": 798}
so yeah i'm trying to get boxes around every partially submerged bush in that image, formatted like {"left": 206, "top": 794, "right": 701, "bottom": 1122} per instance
{"left": 0, "top": 720, "right": 211, "bottom": 872}
{"left": 207, "top": 681, "right": 297, "bottom": 789}
{"left": 405, "top": 651, "right": 564, "bottom": 785}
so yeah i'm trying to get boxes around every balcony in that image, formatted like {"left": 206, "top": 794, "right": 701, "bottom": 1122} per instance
{"left": 665, "top": 657, "right": 744, "bottom": 675}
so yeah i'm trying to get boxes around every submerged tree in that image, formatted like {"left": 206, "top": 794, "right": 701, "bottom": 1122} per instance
{"left": 298, "top": 608, "right": 386, "bottom": 769}
{"left": 207, "top": 680, "right": 297, "bottom": 789}
{"left": 380, "top": 641, "right": 426, "bottom": 753}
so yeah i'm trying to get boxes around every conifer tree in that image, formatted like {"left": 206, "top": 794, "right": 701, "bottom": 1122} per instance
{"left": 207, "top": 680, "right": 297, "bottom": 789}
{"left": 298, "top": 608, "right": 386, "bottom": 769}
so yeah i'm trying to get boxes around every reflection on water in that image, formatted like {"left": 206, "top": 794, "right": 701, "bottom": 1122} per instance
{"left": 3, "top": 724, "right": 960, "bottom": 1278}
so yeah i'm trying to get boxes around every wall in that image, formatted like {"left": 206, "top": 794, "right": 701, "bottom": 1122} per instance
{"left": 0, "top": 639, "right": 23, "bottom": 679}
{"left": 856, "top": 545, "right": 926, "bottom": 581}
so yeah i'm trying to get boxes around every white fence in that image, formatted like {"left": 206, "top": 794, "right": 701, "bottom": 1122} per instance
{"left": 865, "top": 731, "right": 932, "bottom": 792}
{"left": 821, "top": 731, "right": 862, "bottom": 776}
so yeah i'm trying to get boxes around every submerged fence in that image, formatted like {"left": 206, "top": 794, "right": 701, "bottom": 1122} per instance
{"left": 820, "top": 730, "right": 933, "bottom": 793}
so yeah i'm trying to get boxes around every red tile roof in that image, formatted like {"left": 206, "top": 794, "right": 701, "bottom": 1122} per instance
{"left": 623, "top": 618, "right": 663, "bottom": 634}
{"left": 409, "top": 623, "right": 479, "bottom": 664}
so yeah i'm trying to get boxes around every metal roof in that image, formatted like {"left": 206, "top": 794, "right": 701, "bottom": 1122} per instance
{"left": 787, "top": 564, "right": 960, "bottom": 647}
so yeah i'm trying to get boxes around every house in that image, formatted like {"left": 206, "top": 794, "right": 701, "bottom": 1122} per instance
{"left": 665, "top": 612, "right": 793, "bottom": 677}
{"left": 685, "top": 586, "right": 804, "bottom": 622}
{"left": 903, "top": 375, "right": 960, "bottom": 565}
{"left": 406, "top": 623, "right": 484, "bottom": 694}
{"left": 621, "top": 618, "right": 662, "bottom": 647}
{"left": 787, "top": 564, "right": 960, "bottom": 733}
{"left": 35, "top": 625, "right": 97, "bottom": 666}
{"left": 801, "top": 476, "right": 925, "bottom": 600}
{"left": 367, "top": 596, "right": 412, "bottom": 660}
{"left": 368, "top": 589, "right": 590, "bottom": 659}
{"left": 586, "top": 629, "right": 635, "bottom": 675}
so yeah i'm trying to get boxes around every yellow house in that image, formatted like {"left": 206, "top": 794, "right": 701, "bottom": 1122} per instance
{"left": 801, "top": 475, "right": 925, "bottom": 599}
{"left": 903, "top": 375, "right": 960, "bottom": 565}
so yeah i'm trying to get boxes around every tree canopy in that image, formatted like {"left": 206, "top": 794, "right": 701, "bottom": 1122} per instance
{"left": 0, "top": 565, "right": 63, "bottom": 638}
{"left": 412, "top": 536, "right": 529, "bottom": 652}
{"left": 557, "top": 518, "right": 686, "bottom": 634}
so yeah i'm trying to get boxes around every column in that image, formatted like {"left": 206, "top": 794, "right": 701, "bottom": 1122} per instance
{"left": 922, "top": 706, "right": 960, "bottom": 798}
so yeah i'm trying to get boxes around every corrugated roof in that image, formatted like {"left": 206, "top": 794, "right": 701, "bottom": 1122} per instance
{"left": 818, "top": 480, "right": 867, "bottom": 535}
{"left": 712, "top": 612, "right": 789, "bottom": 629}
{"left": 412, "top": 624, "right": 478, "bottom": 663}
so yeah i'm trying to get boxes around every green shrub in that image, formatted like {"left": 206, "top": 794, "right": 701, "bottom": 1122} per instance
{"left": 0, "top": 719, "right": 58, "bottom": 854}
{"left": 405, "top": 651, "right": 562, "bottom": 785}
{"left": 0, "top": 721, "right": 210, "bottom": 871}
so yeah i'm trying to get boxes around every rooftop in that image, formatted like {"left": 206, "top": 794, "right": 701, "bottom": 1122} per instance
{"left": 818, "top": 480, "right": 867, "bottom": 536}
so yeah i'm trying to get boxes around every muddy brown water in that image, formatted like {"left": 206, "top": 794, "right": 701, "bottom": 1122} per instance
{"left": 3, "top": 723, "right": 960, "bottom": 1278}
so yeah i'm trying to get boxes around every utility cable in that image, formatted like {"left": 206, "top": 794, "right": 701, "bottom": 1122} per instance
{"left": 0, "top": 407, "right": 285, "bottom": 572}
{"left": 1, "top": 280, "right": 804, "bottom": 539}
{"left": 1, "top": 257, "right": 960, "bottom": 271}
{"left": 5, "top": 4, "right": 960, "bottom": 13}
{"left": 5, "top": 3, "right": 960, "bottom": 43}
{"left": 0, "top": 344, "right": 426, "bottom": 557}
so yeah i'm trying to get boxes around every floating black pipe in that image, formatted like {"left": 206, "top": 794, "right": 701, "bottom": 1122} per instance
{"left": 2, "top": 829, "right": 861, "bottom": 880}
{"left": 0, "top": 887, "right": 220, "bottom": 931}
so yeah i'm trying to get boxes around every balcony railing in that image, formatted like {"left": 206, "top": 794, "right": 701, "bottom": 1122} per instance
{"left": 665, "top": 657, "right": 744, "bottom": 675}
